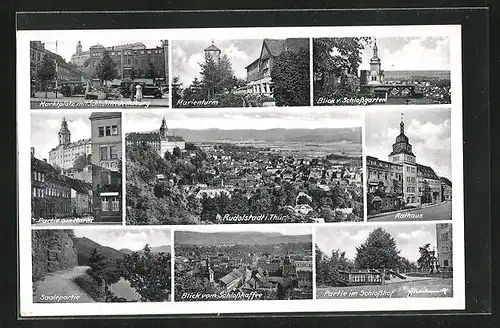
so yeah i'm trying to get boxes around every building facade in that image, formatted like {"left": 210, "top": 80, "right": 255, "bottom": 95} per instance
{"left": 89, "top": 112, "right": 122, "bottom": 222}
{"left": 72, "top": 41, "right": 168, "bottom": 83}
{"left": 30, "top": 41, "right": 83, "bottom": 90}
{"left": 126, "top": 117, "right": 186, "bottom": 157}
{"left": 436, "top": 223, "right": 453, "bottom": 270}
{"left": 48, "top": 118, "right": 92, "bottom": 170}
{"left": 367, "top": 115, "right": 450, "bottom": 214}
{"left": 244, "top": 38, "right": 309, "bottom": 97}
{"left": 440, "top": 177, "right": 452, "bottom": 201}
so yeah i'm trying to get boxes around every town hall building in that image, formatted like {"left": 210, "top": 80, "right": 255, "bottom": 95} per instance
{"left": 367, "top": 114, "right": 451, "bottom": 214}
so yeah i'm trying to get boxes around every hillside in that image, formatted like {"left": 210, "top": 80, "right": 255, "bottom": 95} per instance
{"left": 175, "top": 231, "right": 311, "bottom": 246}
{"left": 74, "top": 237, "right": 125, "bottom": 265}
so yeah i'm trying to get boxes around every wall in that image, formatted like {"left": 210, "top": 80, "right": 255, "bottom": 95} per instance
{"left": 32, "top": 230, "right": 78, "bottom": 282}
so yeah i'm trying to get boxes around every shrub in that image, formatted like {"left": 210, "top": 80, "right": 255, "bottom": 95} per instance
{"left": 73, "top": 270, "right": 106, "bottom": 302}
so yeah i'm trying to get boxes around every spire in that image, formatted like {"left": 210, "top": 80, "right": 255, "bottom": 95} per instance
{"left": 373, "top": 38, "right": 378, "bottom": 57}
{"left": 400, "top": 113, "right": 405, "bottom": 134}
{"left": 58, "top": 117, "right": 71, "bottom": 145}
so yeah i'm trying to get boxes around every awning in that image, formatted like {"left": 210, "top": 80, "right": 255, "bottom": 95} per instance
{"left": 100, "top": 192, "right": 119, "bottom": 197}
{"left": 372, "top": 196, "right": 382, "bottom": 202}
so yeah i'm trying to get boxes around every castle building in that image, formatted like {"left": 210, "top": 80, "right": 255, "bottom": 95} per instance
{"left": 125, "top": 117, "right": 186, "bottom": 157}
{"left": 243, "top": 38, "right": 309, "bottom": 97}
{"left": 71, "top": 41, "right": 168, "bottom": 84}
{"left": 436, "top": 223, "right": 453, "bottom": 270}
{"left": 367, "top": 114, "right": 449, "bottom": 213}
{"left": 48, "top": 118, "right": 92, "bottom": 170}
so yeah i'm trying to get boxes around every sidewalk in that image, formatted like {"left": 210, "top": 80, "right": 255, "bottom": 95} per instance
{"left": 368, "top": 201, "right": 448, "bottom": 219}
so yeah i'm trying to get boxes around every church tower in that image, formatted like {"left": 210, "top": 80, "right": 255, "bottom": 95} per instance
{"left": 204, "top": 40, "right": 221, "bottom": 64}
{"left": 368, "top": 39, "right": 384, "bottom": 85}
{"left": 388, "top": 114, "right": 417, "bottom": 204}
{"left": 58, "top": 117, "right": 71, "bottom": 146}
{"left": 159, "top": 117, "right": 168, "bottom": 140}
{"left": 76, "top": 41, "right": 82, "bottom": 54}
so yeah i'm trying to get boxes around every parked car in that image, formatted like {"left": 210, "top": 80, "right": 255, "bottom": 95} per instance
{"left": 120, "top": 81, "right": 163, "bottom": 99}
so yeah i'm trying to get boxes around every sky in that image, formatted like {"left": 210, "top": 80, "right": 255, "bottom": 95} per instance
{"left": 74, "top": 228, "right": 171, "bottom": 251}
{"left": 316, "top": 224, "right": 440, "bottom": 263}
{"left": 365, "top": 108, "right": 452, "bottom": 179}
{"left": 42, "top": 39, "right": 165, "bottom": 63}
{"left": 359, "top": 36, "right": 450, "bottom": 72}
{"left": 31, "top": 112, "right": 94, "bottom": 160}
{"left": 175, "top": 224, "right": 312, "bottom": 235}
{"left": 172, "top": 39, "right": 263, "bottom": 87}
{"left": 125, "top": 110, "right": 362, "bottom": 132}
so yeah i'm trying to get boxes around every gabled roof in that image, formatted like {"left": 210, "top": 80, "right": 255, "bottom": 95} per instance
{"left": 263, "top": 39, "right": 286, "bottom": 57}
{"left": 204, "top": 44, "right": 221, "bottom": 52}
{"left": 440, "top": 177, "right": 452, "bottom": 187}
{"left": 417, "top": 163, "right": 440, "bottom": 180}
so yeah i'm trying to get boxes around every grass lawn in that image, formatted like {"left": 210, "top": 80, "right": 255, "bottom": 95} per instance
{"left": 316, "top": 278, "right": 453, "bottom": 299}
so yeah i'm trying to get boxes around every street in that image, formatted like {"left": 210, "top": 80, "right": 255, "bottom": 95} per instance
{"left": 33, "top": 266, "right": 95, "bottom": 303}
{"left": 31, "top": 91, "right": 170, "bottom": 108}
{"left": 368, "top": 201, "right": 452, "bottom": 222}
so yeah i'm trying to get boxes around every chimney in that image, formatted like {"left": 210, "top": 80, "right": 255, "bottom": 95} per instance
{"left": 43, "top": 159, "right": 47, "bottom": 163}
{"left": 30, "top": 147, "right": 35, "bottom": 157}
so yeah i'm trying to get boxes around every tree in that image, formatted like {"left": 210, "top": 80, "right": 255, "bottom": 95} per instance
{"left": 172, "top": 146, "right": 182, "bottom": 157}
{"left": 121, "top": 244, "right": 172, "bottom": 302}
{"left": 171, "top": 76, "right": 182, "bottom": 105}
{"left": 316, "top": 245, "right": 354, "bottom": 286}
{"left": 88, "top": 248, "right": 122, "bottom": 301}
{"left": 95, "top": 50, "right": 118, "bottom": 86}
{"left": 354, "top": 227, "right": 401, "bottom": 270}
{"left": 73, "top": 154, "right": 88, "bottom": 172}
{"left": 417, "top": 243, "right": 436, "bottom": 272}
{"left": 313, "top": 37, "right": 371, "bottom": 98}
{"left": 36, "top": 55, "right": 56, "bottom": 98}
{"left": 271, "top": 47, "right": 310, "bottom": 106}
{"left": 199, "top": 55, "right": 237, "bottom": 99}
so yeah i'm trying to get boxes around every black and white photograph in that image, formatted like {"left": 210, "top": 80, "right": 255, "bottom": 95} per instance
{"left": 365, "top": 109, "right": 452, "bottom": 221}
{"left": 30, "top": 39, "right": 169, "bottom": 109}
{"left": 174, "top": 226, "right": 312, "bottom": 301}
{"left": 32, "top": 228, "right": 172, "bottom": 303}
{"left": 171, "top": 39, "right": 310, "bottom": 108}
{"left": 315, "top": 223, "right": 453, "bottom": 299}
{"left": 125, "top": 111, "right": 363, "bottom": 225}
{"left": 313, "top": 37, "right": 451, "bottom": 105}
{"left": 31, "top": 112, "right": 123, "bottom": 225}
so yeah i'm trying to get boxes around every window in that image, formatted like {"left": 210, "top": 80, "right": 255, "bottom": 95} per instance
{"left": 99, "top": 127, "right": 105, "bottom": 137}
{"left": 444, "top": 260, "right": 449, "bottom": 267}
{"left": 101, "top": 198, "right": 109, "bottom": 211}
{"left": 106, "top": 126, "right": 111, "bottom": 136}
{"left": 110, "top": 146, "right": 118, "bottom": 159}
{"left": 112, "top": 197, "right": 120, "bottom": 211}
{"left": 112, "top": 125, "right": 119, "bottom": 135}
{"left": 100, "top": 147, "right": 108, "bottom": 160}
{"left": 33, "top": 188, "right": 36, "bottom": 198}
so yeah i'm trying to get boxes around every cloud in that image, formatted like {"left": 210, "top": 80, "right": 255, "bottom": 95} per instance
{"left": 74, "top": 228, "right": 171, "bottom": 251}
{"left": 366, "top": 109, "right": 452, "bottom": 179}
{"left": 360, "top": 37, "right": 450, "bottom": 71}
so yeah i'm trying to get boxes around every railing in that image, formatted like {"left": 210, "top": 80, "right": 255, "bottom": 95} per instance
{"left": 338, "top": 271, "right": 384, "bottom": 285}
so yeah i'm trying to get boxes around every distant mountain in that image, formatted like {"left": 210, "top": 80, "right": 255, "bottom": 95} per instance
{"left": 175, "top": 231, "right": 312, "bottom": 246}
{"left": 120, "top": 245, "right": 171, "bottom": 254}
{"left": 165, "top": 128, "right": 361, "bottom": 143}
{"left": 119, "top": 248, "right": 134, "bottom": 255}
{"left": 74, "top": 237, "right": 125, "bottom": 265}
{"left": 384, "top": 70, "right": 450, "bottom": 79}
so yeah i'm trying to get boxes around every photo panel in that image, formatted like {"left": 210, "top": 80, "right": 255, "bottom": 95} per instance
{"left": 31, "top": 227, "right": 172, "bottom": 303}
{"left": 174, "top": 225, "right": 313, "bottom": 301}
{"left": 124, "top": 110, "right": 363, "bottom": 225}
{"left": 315, "top": 222, "right": 453, "bottom": 299}
{"left": 31, "top": 112, "right": 123, "bottom": 225}
{"left": 313, "top": 37, "right": 451, "bottom": 106}
{"left": 171, "top": 38, "right": 311, "bottom": 108}
{"left": 30, "top": 39, "right": 169, "bottom": 109}
{"left": 365, "top": 108, "right": 452, "bottom": 221}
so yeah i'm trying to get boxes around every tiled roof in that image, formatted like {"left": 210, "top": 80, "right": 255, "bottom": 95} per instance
{"left": 417, "top": 163, "right": 440, "bottom": 180}
{"left": 126, "top": 132, "right": 161, "bottom": 142}
{"left": 263, "top": 39, "right": 285, "bottom": 57}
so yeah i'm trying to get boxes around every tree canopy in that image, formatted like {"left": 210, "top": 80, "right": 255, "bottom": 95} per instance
{"left": 271, "top": 47, "right": 310, "bottom": 106}
{"left": 354, "top": 227, "right": 401, "bottom": 270}
{"left": 95, "top": 50, "right": 118, "bottom": 86}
